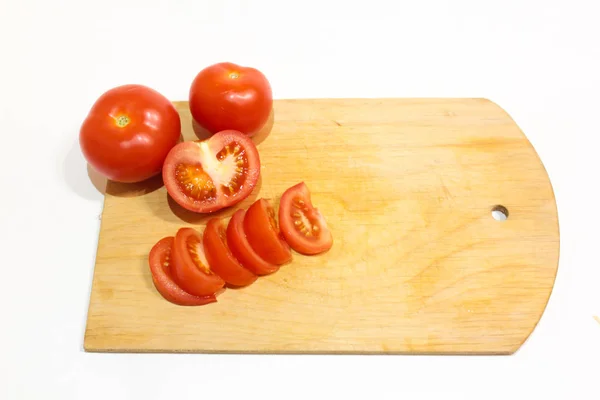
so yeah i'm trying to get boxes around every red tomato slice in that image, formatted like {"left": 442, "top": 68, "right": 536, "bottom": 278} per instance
{"left": 279, "top": 182, "right": 333, "bottom": 255}
{"left": 226, "top": 209, "right": 280, "bottom": 276}
{"left": 162, "top": 130, "right": 260, "bottom": 213}
{"left": 170, "top": 227, "right": 226, "bottom": 296}
{"left": 244, "top": 199, "right": 292, "bottom": 265}
{"left": 148, "top": 237, "right": 218, "bottom": 306}
{"left": 203, "top": 217, "right": 258, "bottom": 287}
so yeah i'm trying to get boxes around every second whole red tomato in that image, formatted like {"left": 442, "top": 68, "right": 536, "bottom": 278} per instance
{"left": 79, "top": 84, "right": 181, "bottom": 183}
{"left": 189, "top": 62, "right": 273, "bottom": 136}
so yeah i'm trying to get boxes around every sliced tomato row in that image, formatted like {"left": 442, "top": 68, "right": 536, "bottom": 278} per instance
{"left": 148, "top": 182, "right": 333, "bottom": 306}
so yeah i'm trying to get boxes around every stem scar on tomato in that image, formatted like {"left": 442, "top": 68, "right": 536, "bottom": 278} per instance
{"left": 114, "top": 115, "right": 130, "bottom": 127}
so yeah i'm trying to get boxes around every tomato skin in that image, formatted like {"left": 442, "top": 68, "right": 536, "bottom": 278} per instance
{"left": 279, "top": 182, "right": 333, "bottom": 255}
{"left": 226, "top": 209, "right": 279, "bottom": 275}
{"left": 148, "top": 237, "right": 218, "bottom": 306}
{"left": 189, "top": 62, "right": 273, "bottom": 136}
{"left": 162, "top": 130, "right": 261, "bottom": 214}
{"left": 79, "top": 84, "right": 181, "bottom": 183}
{"left": 171, "top": 228, "right": 226, "bottom": 297}
{"left": 244, "top": 199, "right": 292, "bottom": 265}
{"left": 203, "top": 218, "right": 258, "bottom": 287}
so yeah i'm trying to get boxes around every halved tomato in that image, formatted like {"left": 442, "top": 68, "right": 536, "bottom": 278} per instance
{"left": 148, "top": 237, "right": 218, "bottom": 306}
{"left": 170, "top": 227, "right": 226, "bottom": 296}
{"left": 226, "top": 209, "right": 279, "bottom": 276}
{"left": 279, "top": 182, "right": 333, "bottom": 255}
{"left": 244, "top": 199, "right": 292, "bottom": 265}
{"left": 162, "top": 130, "right": 260, "bottom": 213}
{"left": 203, "top": 217, "right": 258, "bottom": 287}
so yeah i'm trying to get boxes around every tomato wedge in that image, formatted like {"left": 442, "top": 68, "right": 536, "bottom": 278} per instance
{"left": 170, "top": 227, "right": 226, "bottom": 296}
{"left": 148, "top": 237, "right": 218, "bottom": 306}
{"left": 162, "top": 130, "right": 260, "bottom": 213}
{"left": 244, "top": 199, "right": 292, "bottom": 265}
{"left": 203, "top": 217, "right": 258, "bottom": 287}
{"left": 226, "top": 209, "right": 279, "bottom": 276}
{"left": 279, "top": 182, "right": 333, "bottom": 255}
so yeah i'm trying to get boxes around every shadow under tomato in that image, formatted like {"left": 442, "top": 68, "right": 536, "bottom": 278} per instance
{"left": 165, "top": 174, "right": 263, "bottom": 225}
{"left": 224, "top": 282, "right": 254, "bottom": 291}
{"left": 251, "top": 107, "right": 274, "bottom": 146}
{"left": 62, "top": 137, "right": 107, "bottom": 201}
{"left": 190, "top": 107, "right": 275, "bottom": 146}
{"left": 140, "top": 252, "right": 158, "bottom": 293}
{"left": 86, "top": 164, "right": 108, "bottom": 195}
{"left": 105, "top": 173, "right": 165, "bottom": 198}
{"left": 191, "top": 119, "right": 213, "bottom": 141}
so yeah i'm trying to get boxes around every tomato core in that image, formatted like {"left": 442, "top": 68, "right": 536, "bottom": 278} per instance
{"left": 215, "top": 142, "right": 249, "bottom": 196}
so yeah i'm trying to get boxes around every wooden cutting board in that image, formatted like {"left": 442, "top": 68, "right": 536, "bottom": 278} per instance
{"left": 83, "top": 98, "right": 559, "bottom": 354}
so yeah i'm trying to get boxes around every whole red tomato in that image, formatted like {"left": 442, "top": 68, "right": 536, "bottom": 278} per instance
{"left": 189, "top": 62, "right": 273, "bottom": 136}
{"left": 79, "top": 84, "right": 181, "bottom": 183}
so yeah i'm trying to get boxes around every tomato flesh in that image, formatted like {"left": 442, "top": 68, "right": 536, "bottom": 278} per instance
{"left": 148, "top": 237, "right": 218, "bottom": 306}
{"left": 170, "top": 228, "right": 226, "bottom": 296}
{"left": 226, "top": 209, "right": 279, "bottom": 276}
{"left": 189, "top": 62, "right": 273, "bottom": 136}
{"left": 279, "top": 182, "right": 333, "bottom": 255}
{"left": 203, "top": 218, "right": 258, "bottom": 287}
{"left": 244, "top": 199, "right": 292, "bottom": 265}
{"left": 79, "top": 84, "right": 181, "bottom": 183}
{"left": 175, "top": 163, "right": 217, "bottom": 202}
{"left": 163, "top": 130, "right": 260, "bottom": 213}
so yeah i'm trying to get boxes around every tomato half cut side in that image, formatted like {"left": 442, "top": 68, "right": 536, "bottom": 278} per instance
{"left": 170, "top": 228, "right": 226, "bottom": 296}
{"left": 162, "top": 129, "right": 260, "bottom": 213}
{"left": 203, "top": 217, "right": 258, "bottom": 287}
{"left": 279, "top": 182, "right": 333, "bottom": 255}
{"left": 148, "top": 237, "right": 218, "bottom": 306}
{"left": 244, "top": 199, "right": 292, "bottom": 265}
{"left": 226, "top": 209, "right": 280, "bottom": 276}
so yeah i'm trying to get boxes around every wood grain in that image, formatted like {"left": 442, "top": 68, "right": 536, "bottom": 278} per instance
{"left": 83, "top": 98, "right": 559, "bottom": 354}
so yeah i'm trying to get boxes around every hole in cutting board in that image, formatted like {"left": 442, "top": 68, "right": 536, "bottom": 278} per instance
{"left": 491, "top": 205, "right": 509, "bottom": 221}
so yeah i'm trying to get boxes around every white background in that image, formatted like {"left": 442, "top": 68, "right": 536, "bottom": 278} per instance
{"left": 1, "top": 0, "right": 598, "bottom": 398}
